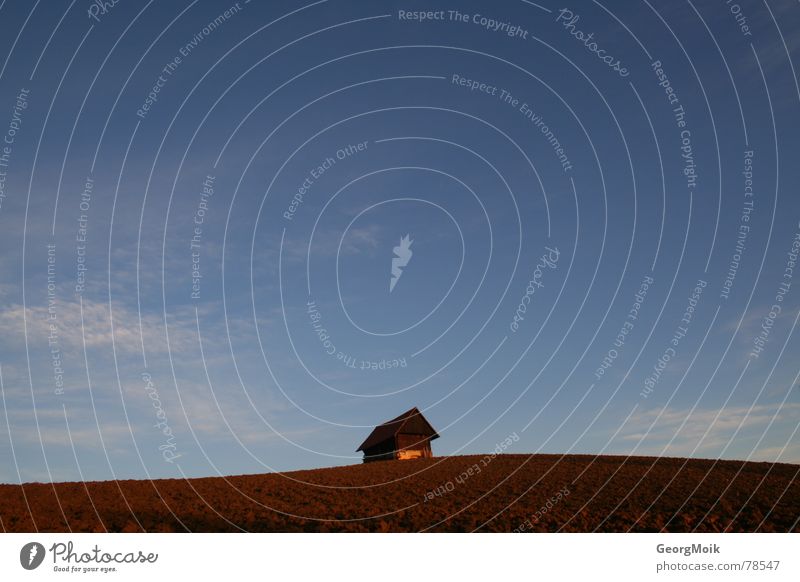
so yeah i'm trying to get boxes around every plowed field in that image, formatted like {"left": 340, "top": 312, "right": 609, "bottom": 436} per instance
{"left": 2, "top": 455, "right": 797, "bottom": 532}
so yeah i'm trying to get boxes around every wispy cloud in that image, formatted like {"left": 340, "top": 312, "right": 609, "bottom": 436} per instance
{"left": 278, "top": 224, "right": 384, "bottom": 262}
{"left": 0, "top": 293, "right": 262, "bottom": 361}
{"left": 616, "top": 403, "right": 800, "bottom": 462}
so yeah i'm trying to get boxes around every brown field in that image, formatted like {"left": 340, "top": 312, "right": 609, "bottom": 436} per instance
{"left": 1, "top": 455, "right": 798, "bottom": 532}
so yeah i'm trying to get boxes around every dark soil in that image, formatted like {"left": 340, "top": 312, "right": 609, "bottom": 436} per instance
{"left": 1, "top": 455, "right": 797, "bottom": 532}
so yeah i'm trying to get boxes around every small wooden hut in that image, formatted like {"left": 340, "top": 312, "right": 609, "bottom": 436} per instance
{"left": 356, "top": 407, "right": 439, "bottom": 462}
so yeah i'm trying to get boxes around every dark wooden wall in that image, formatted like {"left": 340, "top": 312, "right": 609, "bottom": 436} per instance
{"left": 396, "top": 434, "right": 431, "bottom": 454}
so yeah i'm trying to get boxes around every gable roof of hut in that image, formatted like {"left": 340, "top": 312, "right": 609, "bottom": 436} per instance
{"left": 356, "top": 407, "right": 439, "bottom": 452}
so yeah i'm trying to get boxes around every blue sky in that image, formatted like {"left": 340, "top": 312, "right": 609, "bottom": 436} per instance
{"left": 0, "top": 0, "right": 799, "bottom": 483}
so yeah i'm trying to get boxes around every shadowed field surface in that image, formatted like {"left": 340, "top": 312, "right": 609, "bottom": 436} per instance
{"left": 1, "top": 455, "right": 797, "bottom": 532}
